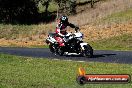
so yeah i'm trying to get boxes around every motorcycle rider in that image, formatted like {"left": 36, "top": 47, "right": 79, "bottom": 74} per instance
{"left": 55, "top": 16, "right": 79, "bottom": 46}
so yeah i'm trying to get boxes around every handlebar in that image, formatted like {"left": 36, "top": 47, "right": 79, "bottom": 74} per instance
{"left": 64, "top": 33, "right": 76, "bottom": 39}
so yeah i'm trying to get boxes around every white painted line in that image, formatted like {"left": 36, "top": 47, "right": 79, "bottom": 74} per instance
{"left": 76, "top": 61, "right": 86, "bottom": 63}
{"left": 63, "top": 60, "right": 73, "bottom": 62}
{"left": 54, "top": 59, "right": 59, "bottom": 60}
{"left": 53, "top": 58, "right": 86, "bottom": 63}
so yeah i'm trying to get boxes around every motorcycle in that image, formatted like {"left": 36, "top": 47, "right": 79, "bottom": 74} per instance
{"left": 45, "top": 29, "right": 93, "bottom": 57}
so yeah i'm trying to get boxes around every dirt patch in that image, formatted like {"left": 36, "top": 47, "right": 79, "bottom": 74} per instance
{"left": 0, "top": 39, "right": 45, "bottom": 47}
{"left": 81, "top": 22, "right": 132, "bottom": 41}
{"left": 0, "top": 34, "right": 47, "bottom": 47}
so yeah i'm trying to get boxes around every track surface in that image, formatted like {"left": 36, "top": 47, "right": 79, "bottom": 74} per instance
{"left": 0, "top": 47, "right": 132, "bottom": 64}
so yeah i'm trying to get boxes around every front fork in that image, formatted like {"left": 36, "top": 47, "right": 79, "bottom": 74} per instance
{"left": 80, "top": 43, "right": 88, "bottom": 50}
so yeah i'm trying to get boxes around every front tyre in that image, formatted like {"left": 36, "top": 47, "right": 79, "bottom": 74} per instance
{"left": 82, "top": 44, "right": 93, "bottom": 58}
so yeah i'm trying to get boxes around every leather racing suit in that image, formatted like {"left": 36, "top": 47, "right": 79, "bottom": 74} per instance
{"left": 55, "top": 21, "right": 78, "bottom": 46}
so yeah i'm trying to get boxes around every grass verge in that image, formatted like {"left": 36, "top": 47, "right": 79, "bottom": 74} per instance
{"left": 0, "top": 54, "right": 132, "bottom": 88}
{"left": 89, "top": 34, "right": 132, "bottom": 50}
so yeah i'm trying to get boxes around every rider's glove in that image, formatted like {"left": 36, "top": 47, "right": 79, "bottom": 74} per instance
{"left": 58, "top": 33, "right": 65, "bottom": 38}
{"left": 75, "top": 26, "right": 79, "bottom": 32}
{"left": 64, "top": 35, "right": 69, "bottom": 39}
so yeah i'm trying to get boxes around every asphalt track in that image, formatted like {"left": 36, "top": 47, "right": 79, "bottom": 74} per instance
{"left": 0, "top": 47, "right": 132, "bottom": 64}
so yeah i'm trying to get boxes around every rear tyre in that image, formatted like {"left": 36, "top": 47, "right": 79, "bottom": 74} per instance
{"left": 49, "top": 44, "right": 58, "bottom": 55}
{"left": 82, "top": 44, "right": 93, "bottom": 58}
{"left": 57, "top": 47, "right": 64, "bottom": 56}
{"left": 49, "top": 44, "right": 55, "bottom": 53}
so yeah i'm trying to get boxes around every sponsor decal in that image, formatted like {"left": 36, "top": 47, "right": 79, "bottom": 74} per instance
{"left": 76, "top": 67, "right": 131, "bottom": 85}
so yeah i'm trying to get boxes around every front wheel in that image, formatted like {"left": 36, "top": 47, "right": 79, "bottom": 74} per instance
{"left": 81, "top": 44, "right": 93, "bottom": 58}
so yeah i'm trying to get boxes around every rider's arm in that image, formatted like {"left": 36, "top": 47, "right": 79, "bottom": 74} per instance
{"left": 68, "top": 22, "right": 79, "bottom": 32}
{"left": 68, "top": 22, "right": 76, "bottom": 28}
{"left": 55, "top": 28, "right": 64, "bottom": 37}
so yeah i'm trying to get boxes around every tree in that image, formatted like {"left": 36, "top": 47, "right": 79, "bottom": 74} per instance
{"left": 54, "top": 0, "right": 76, "bottom": 16}
{"left": 35, "top": 0, "right": 51, "bottom": 14}
{"left": 91, "top": 0, "right": 94, "bottom": 8}
{"left": 0, "top": 0, "right": 77, "bottom": 24}
{"left": 69, "top": 0, "right": 76, "bottom": 14}
{"left": 0, "top": 0, "right": 39, "bottom": 24}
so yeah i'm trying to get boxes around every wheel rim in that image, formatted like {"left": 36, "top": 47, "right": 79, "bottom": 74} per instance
{"left": 82, "top": 45, "right": 93, "bottom": 57}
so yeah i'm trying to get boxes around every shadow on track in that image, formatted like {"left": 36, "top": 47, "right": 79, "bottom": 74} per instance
{"left": 92, "top": 54, "right": 116, "bottom": 58}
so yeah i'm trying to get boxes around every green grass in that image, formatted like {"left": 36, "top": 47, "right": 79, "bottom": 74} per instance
{"left": 95, "top": 9, "right": 132, "bottom": 25}
{"left": 38, "top": 1, "right": 58, "bottom": 13}
{"left": 0, "top": 53, "right": 132, "bottom": 88}
{"left": 38, "top": 0, "right": 95, "bottom": 13}
{"left": 77, "top": 0, "right": 91, "bottom": 3}
{"left": 89, "top": 34, "right": 132, "bottom": 50}
{"left": 48, "top": 2, "right": 58, "bottom": 12}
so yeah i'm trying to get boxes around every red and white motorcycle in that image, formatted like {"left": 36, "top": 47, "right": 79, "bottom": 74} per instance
{"left": 46, "top": 29, "right": 93, "bottom": 57}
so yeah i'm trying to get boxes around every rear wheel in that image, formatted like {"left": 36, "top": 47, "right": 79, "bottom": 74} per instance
{"left": 82, "top": 44, "right": 93, "bottom": 58}
{"left": 49, "top": 44, "right": 58, "bottom": 55}
{"left": 57, "top": 47, "right": 64, "bottom": 56}
{"left": 49, "top": 44, "right": 55, "bottom": 53}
